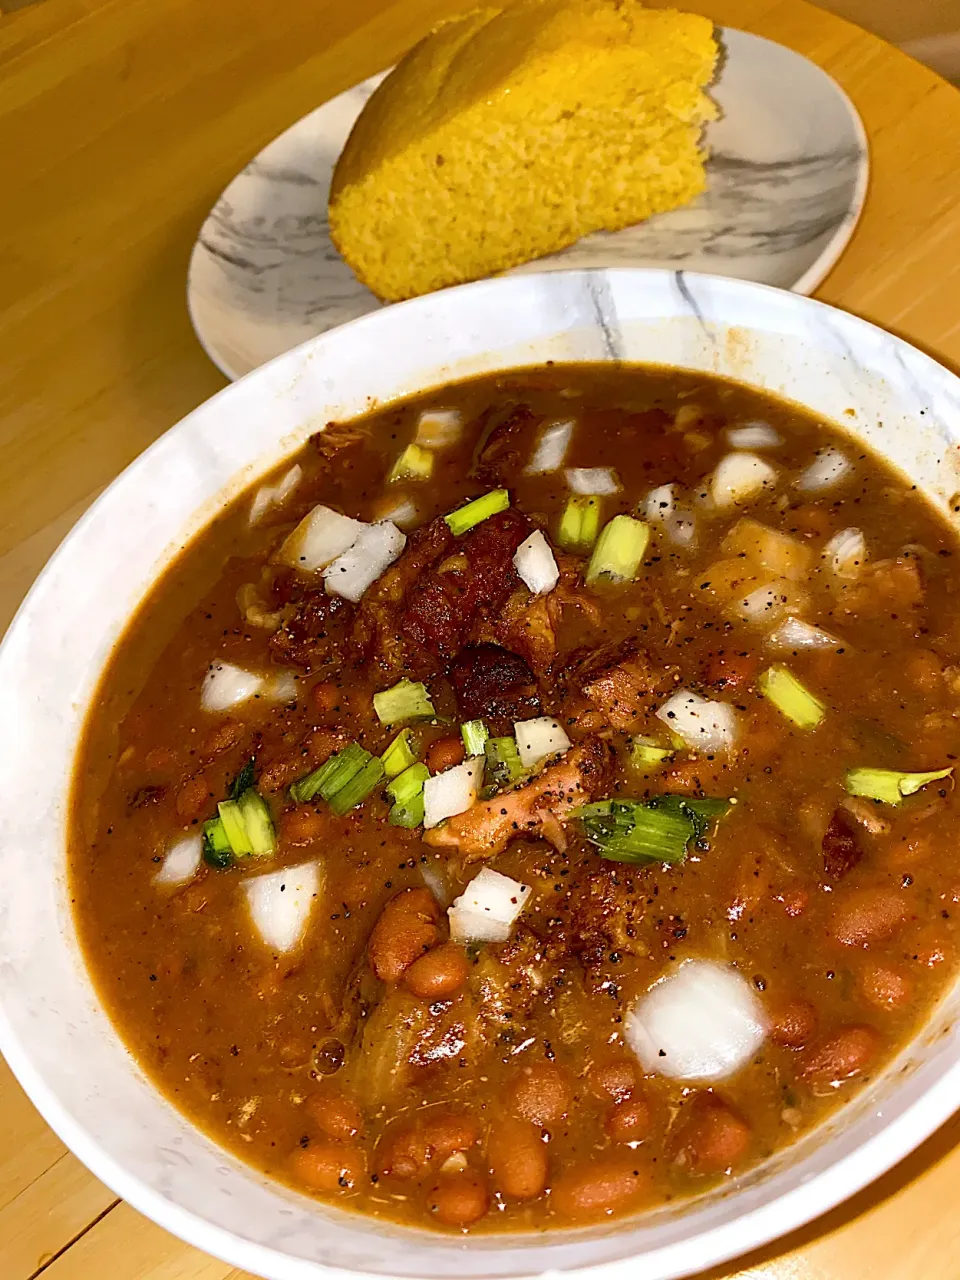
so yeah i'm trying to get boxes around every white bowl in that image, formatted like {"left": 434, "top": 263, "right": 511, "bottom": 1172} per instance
{"left": 2, "top": 270, "right": 960, "bottom": 1280}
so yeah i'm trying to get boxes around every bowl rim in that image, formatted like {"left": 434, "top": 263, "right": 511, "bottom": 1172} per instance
{"left": 2, "top": 267, "right": 960, "bottom": 1280}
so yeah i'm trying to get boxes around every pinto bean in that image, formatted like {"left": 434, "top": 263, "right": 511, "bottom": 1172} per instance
{"left": 402, "top": 942, "right": 469, "bottom": 1000}
{"left": 311, "top": 681, "right": 342, "bottom": 718}
{"left": 376, "top": 1109, "right": 481, "bottom": 1180}
{"left": 305, "top": 1090, "right": 363, "bottom": 1141}
{"left": 290, "top": 1138, "right": 366, "bottom": 1192}
{"left": 585, "top": 1058, "right": 638, "bottom": 1101}
{"left": 858, "top": 962, "right": 913, "bottom": 1011}
{"left": 176, "top": 773, "right": 212, "bottom": 820}
{"left": 280, "top": 807, "right": 328, "bottom": 844}
{"left": 550, "top": 1156, "right": 653, "bottom": 1220}
{"left": 769, "top": 999, "right": 817, "bottom": 1048}
{"left": 487, "top": 1117, "right": 548, "bottom": 1200}
{"left": 507, "top": 1062, "right": 571, "bottom": 1127}
{"left": 425, "top": 736, "right": 465, "bottom": 773}
{"left": 673, "top": 1095, "right": 751, "bottom": 1174}
{"left": 605, "top": 1095, "right": 652, "bottom": 1143}
{"left": 831, "top": 889, "right": 911, "bottom": 947}
{"left": 369, "top": 888, "right": 441, "bottom": 983}
{"left": 800, "top": 1025, "right": 881, "bottom": 1084}
{"left": 426, "top": 1171, "right": 490, "bottom": 1227}
{"left": 199, "top": 719, "right": 245, "bottom": 757}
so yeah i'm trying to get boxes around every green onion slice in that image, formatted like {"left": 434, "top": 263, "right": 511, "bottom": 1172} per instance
{"left": 845, "top": 766, "right": 953, "bottom": 806}
{"left": 557, "top": 495, "right": 601, "bottom": 553}
{"left": 461, "top": 719, "right": 490, "bottom": 757}
{"left": 236, "top": 788, "right": 276, "bottom": 856}
{"left": 630, "top": 736, "right": 673, "bottom": 769}
{"left": 217, "top": 798, "right": 253, "bottom": 857}
{"left": 327, "top": 755, "right": 385, "bottom": 815}
{"left": 387, "top": 763, "right": 430, "bottom": 806}
{"left": 579, "top": 794, "right": 730, "bottom": 865}
{"left": 388, "top": 443, "right": 434, "bottom": 484}
{"left": 202, "top": 816, "right": 233, "bottom": 868}
{"left": 585, "top": 515, "right": 651, "bottom": 584}
{"left": 373, "top": 678, "right": 436, "bottom": 726}
{"left": 444, "top": 489, "right": 510, "bottom": 536}
{"left": 758, "top": 664, "right": 826, "bottom": 729}
{"left": 381, "top": 729, "right": 418, "bottom": 778}
{"left": 484, "top": 736, "right": 525, "bottom": 790}
{"left": 389, "top": 793, "right": 426, "bottom": 828}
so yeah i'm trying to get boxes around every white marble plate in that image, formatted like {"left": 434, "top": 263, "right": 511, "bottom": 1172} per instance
{"left": 187, "top": 28, "right": 868, "bottom": 381}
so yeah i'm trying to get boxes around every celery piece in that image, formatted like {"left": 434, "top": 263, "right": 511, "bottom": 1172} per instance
{"left": 758, "top": 664, "right": 825, "bottom": 729}
{"left": 444, "top": 489, "right": 510, "bottom": 536}
{"left": 586, "top": 515, "right": 651, "bottom": 584}
{"left": 461, "top": 719, "right": 489, "bottom": 757}
{"left": 373, "top": 678, "right": 436, "bottom": 726}
{"left": 381, "top": 728, "right": 418, "bottom": 779}
{"left": 846, "top": 766, "right": 953, "bottom": 806}
{"left": 388, "top": 443, "right": 433, "bottom": 484}
{"left": 557, "top": 495, "right": 601, "bottom": 553}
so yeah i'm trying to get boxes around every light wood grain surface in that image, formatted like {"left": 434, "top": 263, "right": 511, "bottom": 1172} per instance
{"left": 2, "top": 0, "right": 960, "bottom": 1276}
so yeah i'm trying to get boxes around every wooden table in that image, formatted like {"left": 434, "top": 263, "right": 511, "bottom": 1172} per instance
{"left": 2, "top": 0, "right": 960, "bottom": 1275}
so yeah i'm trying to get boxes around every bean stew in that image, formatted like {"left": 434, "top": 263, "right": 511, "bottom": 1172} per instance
{"left": 71, "top": 366, "right": 960, "bottom": 1231}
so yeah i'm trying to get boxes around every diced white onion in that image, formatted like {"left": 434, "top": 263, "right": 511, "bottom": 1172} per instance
{"left": 732, "top": 582, "right": 789, "bottom": 626}
{"left": 154, "top": 835, "right": 202, "bottom": 887}
{"left": 448, "top": 868, "right": 532, "bottom": 944}
{"left": 420, "top": 860, "right": 452, "bottom": 907}
{"left": 513, "top": 530, "right": 559, "bottom": 596}
{"left": 795, "top": 447, "right": 852, "bottom": 494}
{"left": 625, "top": 959, "right": 768, "bottom": 1082}
{"left": 323, "top": 521, "right": 406, "bottom": 603}
{"left": 249, "top": 464, "right": 303, "bottom": 525}
{"left": 656, "top": 690, "right": 738, "bottom": 753}
{"left": 278, "top": 505, "right": 366, "bottom": 572}
{"left": 526, "top": 419, "right": 574, "bottom": 474}
{"left": 643, "top": 484, "right": 676, "bottom": 522}
{"left": 566, "top": 466, "right": 621, "bottom": 496}
{"left": 514, "top": 716, "right": 572, "bottom": 768}
{"left": 823, "top": 527, "right": 866, "bottom": 579}
{"left": 202, "top": 661, "right": 264, "bottom": 712}
{"left": 726, "top": 423, "right": 781, "bottom": 450}
{"left": 767, "top": 616, "right": 840, "bottom": 651}
{"left": 244, "top": 860, "right": 322, "bottom": 953}
{"left": 711, "top": 453, "right": 778, "bottom": 509}
{"left": 665, "top": 512, "right": 697, "bottom": 548}
{"left": 377, "top": 497, "right": 418, "bottom": 529}
{"left": 268, "top": 670, "right": 298, "bottom": 702}
{"left": 423, "top": 758, "right": 483, "bottom": 830}
{"left": 414, "top": 408, "right": 462, "bottom": 449}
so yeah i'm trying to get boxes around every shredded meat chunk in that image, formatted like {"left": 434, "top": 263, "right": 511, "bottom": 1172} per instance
{"left": 550, "top": 869, "right": 648, "bottom": 968}
{"left": 423, "top": 739, "right": 613, "bottom": 861}
{"left": 269, "top": 588, "right": 354, "bottom": 671}
{"left": 471, "top": 404, "right": 541, "bottom": 485}
{"left": 555, "top": 640, "right": 662, "bottom": 733}
{"left": 449, "top": 643, "right": 540, "bottom": 726}
{"left": 839, "top": 557, "right": 924, "bottom": 619}
{"left": 822, "top": 807, "right": 864, "bottom": 880}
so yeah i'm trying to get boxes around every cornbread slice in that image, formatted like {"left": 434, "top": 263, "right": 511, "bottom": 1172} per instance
{"left": 329, "top": 0, "right": 719, "bottom": 302}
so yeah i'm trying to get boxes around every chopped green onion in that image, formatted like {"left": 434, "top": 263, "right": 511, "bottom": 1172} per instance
{"left": 373, "top": 678, "right": 436, "bottom": 726}
{"left": 237, "top": 788, "right": 276, "bottom": 856}
{"left": 444, "top": 488, "right": 510, "bottom": 536}
{"left": 217, "top": 798, "right": 252, "bottom": 857}
{"left": 579, "top": 794, "right": 730, "bottom": 864}
{"left": 484, "top": 736, "right": 525, "bottom": 789}
{"left": 381, "top": 729, "right": 418, "bottom": 778}
{"left": 461, "top": 719, "right": 489, "bottom": 757}
{"left": 289, "top": 743, "right": 367, "bottom": 805}
{"left": 387, "top": 763, "right": 430, "bottom": 806}
{"left": 228, "top": 757, "right": 256, "bottom": 801}
{"left": 390, "top": 793, "right": 426, "bottom": 828}
{"left": 557, "top": 495, "right": 601, "bottom": 553}
{"left": 758, "top": 664, "right": 826, "bottom": 728}
{"left": 845, "top": 766, "right": 953, "bottom": 806}
{"left": 202, "top": 816, "right": 233, "bottom": 868}
{"left": 630, "top": 736, "right": 673, "bottom": 769}
{"left": 586, "top": 515, "right": 651, "bottom": 584}
{"left": 327, "top": 755, "right": 385, "bottom": 815}
{"left": 388, "top": 443, "right": 434, "bottom": 484}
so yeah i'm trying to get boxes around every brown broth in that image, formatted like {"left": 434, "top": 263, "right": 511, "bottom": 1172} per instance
{"left": 70, "top": 365, "right": 960, "bottom": 1231}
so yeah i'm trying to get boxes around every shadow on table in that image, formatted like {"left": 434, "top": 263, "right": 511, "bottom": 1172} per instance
{"left": 693, "top": 1107, "right": 960, "bottom": 1278}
